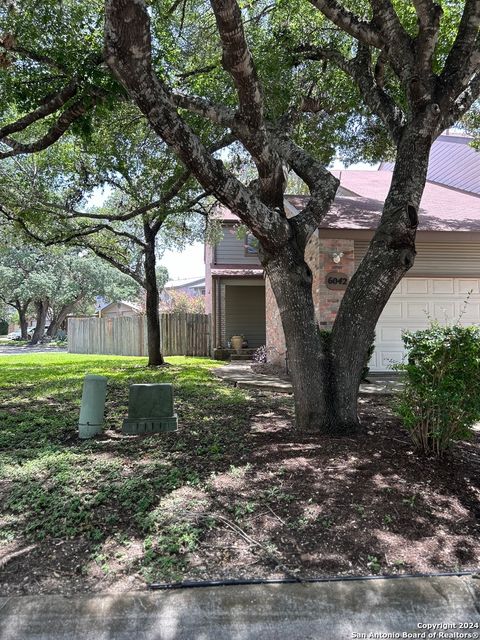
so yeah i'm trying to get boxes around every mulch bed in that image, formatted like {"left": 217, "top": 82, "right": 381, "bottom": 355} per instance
{"left": 1, "top": 393, "right": 479, "bottom": 595}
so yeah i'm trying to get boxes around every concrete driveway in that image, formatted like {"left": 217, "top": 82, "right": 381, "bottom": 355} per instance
{"left": 1, "top": 575, "right": 479, "bottom": 640}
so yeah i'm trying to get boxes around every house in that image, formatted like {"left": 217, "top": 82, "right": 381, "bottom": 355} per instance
{"left": 205, "top": 134, "right": 480, "bottom": 371}
{"left": 164, "top": 276, "right": 206, "bottom": 296}
{"left": 161, "top": 276, "right": 206, "bottom": 306}
{"left": 204, "top": 214, "right": 265, "bottom": 350}
{"left": 99, "top": 301, "right": 142, "bottom": 318}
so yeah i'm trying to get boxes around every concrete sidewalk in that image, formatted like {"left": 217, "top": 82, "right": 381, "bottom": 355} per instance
{"left": 0, "top": 576, "right": 478, "bottom": 640}
{"left": 0, "top": 345, "right": 68, "bottom": 356}
{"left": 213, "top": 362, "right": 404, "bottom": 395}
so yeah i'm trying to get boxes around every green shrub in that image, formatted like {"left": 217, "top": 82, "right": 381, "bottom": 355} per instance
{"left": 394, "top": 323, "right": 480, "bottom": 457}
{"left": 0, "top": 319, "right": 8, "bottom": 335}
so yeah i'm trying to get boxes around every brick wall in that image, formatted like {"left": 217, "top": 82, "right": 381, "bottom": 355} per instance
{"left": 265, "top": 277, "right": 286, "bottom": 366}
{"left": 317, "top": 238, "right": 355, "bottom": 328}
{"left": 266, "top": 235, "right": 355, "bottom": 367}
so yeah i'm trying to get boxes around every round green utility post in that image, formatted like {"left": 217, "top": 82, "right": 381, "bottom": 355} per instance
{"left": 78, "top": 375, "right": 108, "bottom": 439}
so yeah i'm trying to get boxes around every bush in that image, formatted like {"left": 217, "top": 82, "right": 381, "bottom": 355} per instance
{"left": 253, "top": 345, "right": 267, "bottom": 363}
{"left": 394, "top": 323, "right": 480, "bottom": 457}
{"left": 163, "top": 290, "right": 205, "bottom": 314}
{"left": 0, "top": 319, "right": 8, "bottom": 335}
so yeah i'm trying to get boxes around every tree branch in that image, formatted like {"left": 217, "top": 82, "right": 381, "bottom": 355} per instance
{"left": 271, "top": 134, "right": 338, "bottom": 246}
{"left": 442, "top": 69, "right": 480, "bottom": 131}
{"left": 104, "top": 0, "right": 290, "bottom": 250}
{"left": 370, "top": 0, "right": 413, "bottom": 53}
{"left": 410, "top": 0, "right": 443, "bottom": 77}
{"left": 0, "top": 80, "right": 79, "bottom": 141}
{"left": 1, "top": 39, "right": 69, "bottom": 73}
{"left": 297, "top": 45, "right": 405, "bottom": 142}
{"left": 0, "top": 97, "right": 95, "bottom": 159}
{"left": 82, "top": 242, "right": 146, "bottom": 287}
{"left": 307, "top": 0, "right": 383, "bottom": 48}
{"left": 209, "top": 0, "right": 285, "bottom": 207}
{"left": 176, "top": 64, "right": 218, "bottom": 79}
{"left": 210, "top": 0, "right": 265, "bottom": 130}
{"left": 171, "top": 92, "right": 235, "bottom": 127}
{"left": 440, "top": 0, "right": 480, "bottom": 104}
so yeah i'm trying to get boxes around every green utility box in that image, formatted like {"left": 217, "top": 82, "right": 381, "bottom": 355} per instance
{"left": 78, "top": 374, "right": 108, "bottom": 439}
{"left": 122, "top": 383, "right": 178, "bottom": 435}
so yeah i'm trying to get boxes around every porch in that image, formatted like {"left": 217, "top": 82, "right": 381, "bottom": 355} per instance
{"left": 211, "top": 277, "right": 266, "bottom": 354}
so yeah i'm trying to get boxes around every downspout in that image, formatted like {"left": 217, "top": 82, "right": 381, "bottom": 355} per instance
{"left": 212, "top": 277, "right": 217, "bottom": 354}
{"left": 216, "top": 279, "right": 221, "bottom": 348}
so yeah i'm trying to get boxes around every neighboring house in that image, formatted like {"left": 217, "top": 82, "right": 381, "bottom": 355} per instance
{"left": 161, "top": 277, "right": 206, "bottom": 306}
{"left": 99, "top": 301, "right": 142, "bottom": 318}
{"left": 205, "top": 135, "right": 480, "bottom": 371}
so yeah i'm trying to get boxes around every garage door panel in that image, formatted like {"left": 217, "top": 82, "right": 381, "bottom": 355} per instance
{"left": 406, "top": 302, "right": 429, "bottom": 319}
{"left": 458, "top": 279, "right": 480, "bottom": 294}
{"left": 381, "top": 301, "right": 403, "bottom": 318}
{"left": 391, "top": 281, "right": 405, "bottom": 296}
{"left": 373, "top": 277, "right": 480, "bottom": 372}
{"left": 459, "top": 302, "right": 480, "bottom": 320}
{"left": 433, "top": 302, "right": 456, "bottom": 322}
{"left": 405, "top": 279, "right": 429, "bottom": 294}
{"left": 378, "top": 327, "right": 402, "bottom": 342}
{"left": 377, "top": 351, "right": 404, "bottom": 369}
{"left": 432, "top": 279, "right": 455, "bottom": 294}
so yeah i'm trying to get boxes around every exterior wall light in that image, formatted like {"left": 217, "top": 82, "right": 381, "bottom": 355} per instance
{"left": 332, "top": 252, "right": 344, "bottom": 264}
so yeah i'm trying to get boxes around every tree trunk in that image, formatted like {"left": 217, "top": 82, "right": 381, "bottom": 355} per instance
{"left": 329, "top": 125, "right": 435, "bottom": 430}
{"left": 144, "top": 232, "right": 164, "bottom": 366}
{"left": 17, "top": 300, "right": 30, "bottom": 340}
{"left": 265, "top": 125, "right": 435, "bottom": 436}
{"left": 264, "top": 244, "right": 333, "bottom": 433}
{"left": 47, "top": 304, "right": 74, "bottom": 338}
{"left": 30, "top": 299, "right": 49, "bottom": 345}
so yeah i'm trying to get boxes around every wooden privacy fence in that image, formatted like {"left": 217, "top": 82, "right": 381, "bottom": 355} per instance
{"left": 68, "top": 314, "right": 210, "bottom": 357}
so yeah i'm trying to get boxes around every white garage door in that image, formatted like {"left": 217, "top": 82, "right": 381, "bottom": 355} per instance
{"left": 371, "top": 278, "right": 480, "bottom": 372}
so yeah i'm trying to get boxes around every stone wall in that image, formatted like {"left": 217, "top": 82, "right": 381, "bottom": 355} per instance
{"left": 266, "top": 235, "right": 355, "bottom": 367}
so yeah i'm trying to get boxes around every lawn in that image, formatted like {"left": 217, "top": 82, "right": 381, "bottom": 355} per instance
{"left": 0, "top": 353, "right": 479, "bottom": 595}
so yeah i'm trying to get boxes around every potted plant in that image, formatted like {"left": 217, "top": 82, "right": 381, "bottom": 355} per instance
{"left": 231, "top": 335, "right": 244, "bottom": 350}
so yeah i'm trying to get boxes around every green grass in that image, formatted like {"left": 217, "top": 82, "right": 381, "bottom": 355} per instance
{"left": 0, "top": 353, "right": 254, "bottom": 581}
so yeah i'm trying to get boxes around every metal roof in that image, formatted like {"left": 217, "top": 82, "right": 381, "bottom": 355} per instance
{"left": 380, "top": 134, "right": 480, "bottom": 195}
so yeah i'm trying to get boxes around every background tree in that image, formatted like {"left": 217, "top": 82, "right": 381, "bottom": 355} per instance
{"left": 0, "top": 225, "right": 139, "bottom": 342}
{"left": 0, "top": 241, "right": 38, "bottom": 339}
{"left": 0, "top": 106, "right": 221, "bottom": 363}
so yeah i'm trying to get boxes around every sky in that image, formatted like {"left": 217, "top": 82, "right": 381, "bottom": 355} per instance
{"left": 161, "top": 160, "right": 379, "bottom": 280}
{"left": 161, "top": 243, "right": 205, "bottom": 282}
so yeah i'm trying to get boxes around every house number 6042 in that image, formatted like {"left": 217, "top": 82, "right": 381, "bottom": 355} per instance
{"left": 325, "top": 272, "right": 349, "bottom": 290}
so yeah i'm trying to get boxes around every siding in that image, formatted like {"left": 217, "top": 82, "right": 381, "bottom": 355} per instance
{"left": 224, "top": 285, "right": 266, "bottom": 348}
{"left": 216, "top": 227, "right": 262, "bottom": 265}
{"left": 355, "top": 241, "right": 480, "bottom": 276}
